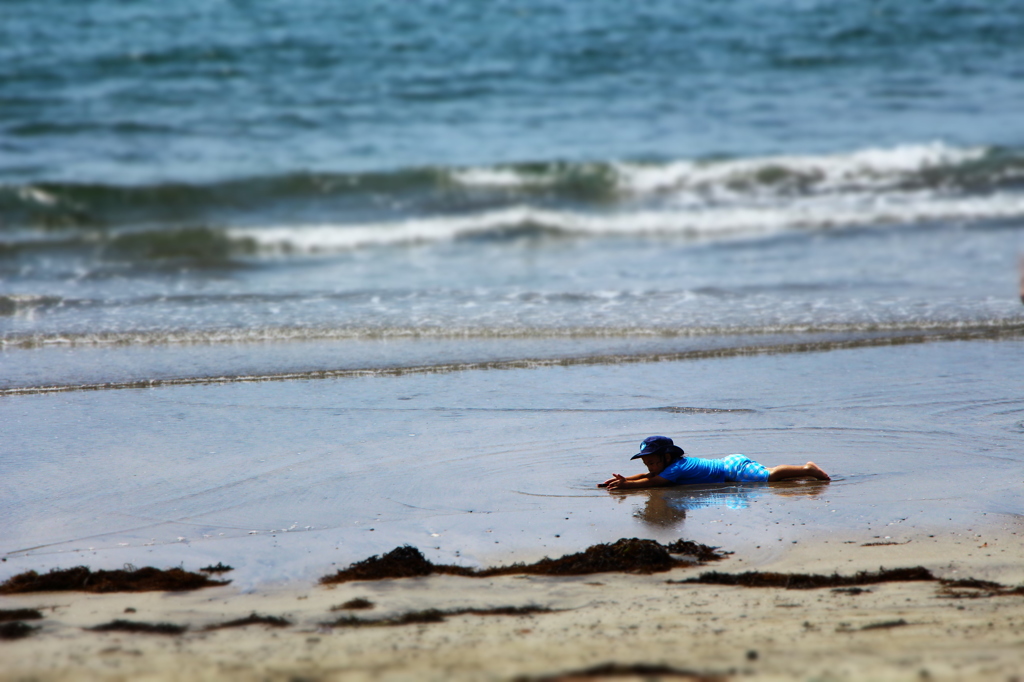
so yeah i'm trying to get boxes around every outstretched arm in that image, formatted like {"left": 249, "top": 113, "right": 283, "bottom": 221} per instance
{"left": 598, "top": 471, "right": 652, "bottom": 487}
{"left": 603, "top": 474, "right": 673, "bottom": 490}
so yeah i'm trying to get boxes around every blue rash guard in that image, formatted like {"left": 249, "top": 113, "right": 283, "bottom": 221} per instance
{"left": 659, "top": 454, "right": 770, "bottom": 485}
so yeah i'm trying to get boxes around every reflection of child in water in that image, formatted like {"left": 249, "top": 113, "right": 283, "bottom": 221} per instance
{"left": 634, "top": 478, "right": 830, "bottom": 527}
{"left": 599, "top": 436, "right": 830, "bottom": 491}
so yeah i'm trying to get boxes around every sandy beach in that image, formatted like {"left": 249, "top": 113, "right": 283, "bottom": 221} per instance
{"left": 4, "top": 522, "right": 1024, "bottom": 682}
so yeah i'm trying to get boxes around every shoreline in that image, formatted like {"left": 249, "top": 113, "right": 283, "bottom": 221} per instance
{"left": 5, "top": 323, "right": 1024, "bottom": 397}
{"left": 3, "top": 524, "right": 1024, "bottom": 681}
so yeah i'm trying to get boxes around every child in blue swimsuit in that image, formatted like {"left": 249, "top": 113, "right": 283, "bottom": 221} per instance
{"left": 599, "top": 436, "right": 830, "bottom": 490}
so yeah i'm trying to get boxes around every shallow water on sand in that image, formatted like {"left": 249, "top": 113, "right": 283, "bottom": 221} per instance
{"left": 2, "top": 338, "right": 1021, "bottom": 588}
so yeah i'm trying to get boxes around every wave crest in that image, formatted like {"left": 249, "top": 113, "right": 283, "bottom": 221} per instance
{"left": 3, "top": 143, "right": 1023, "bottom": 255}
{"left": 231, "top": 191, "right": 1024, "bottom": 253}
{"left": 455, "top": 142, "right": 1020, "bottom": 197}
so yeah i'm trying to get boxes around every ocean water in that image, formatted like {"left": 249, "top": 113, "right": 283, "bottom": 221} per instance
{"left": 2, "top": 0, "right": 1024, "bottom": 583}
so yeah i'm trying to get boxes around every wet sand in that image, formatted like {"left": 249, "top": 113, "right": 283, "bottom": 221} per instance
{"left": 3, "top": 339, "right": 1023, "bottom": 589}
{"left": 3, "top": 526, "right": 1024, "bottom": 681}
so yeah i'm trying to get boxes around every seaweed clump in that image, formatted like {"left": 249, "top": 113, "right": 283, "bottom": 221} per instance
{"left": 328, "top": 605, "right": 553, "bottom": 628}
{"left": 938, "top": 578, "right": 1024, "bottom": 599}
{"left": 0, "top": 565, "right": 229, "bottom": 594}
{"left": 331, "top": 598, "right": 375, "bottom": 611}
{"left": 481, "top": 538, "right": 685, "bottom": 577}
{"left": 858, "top": 618, "right": 909, "bottom": 631}
{"left": 672, "top": 566, "right": 936, "bottom": 589}
{"left": 204, "top": 613, "right": 290, "bottom": 630}
{"left": 321, "top": 538, "right": 726, "bottom": 585}
{"left": 322, "top": 545, "right": 473, "bottom": 584}
{"left": 0, "top": 622, "right": 39, "bottom": 640}
{"left": 199, "top": 562, "right": 234, "bottom": 574}
{"left": 0, "top": 608, "right": 44, "bottom": 622}
{"left": 673, "top": 569, "right": 1024, "bottom": 598}
{"left": 88, "top": 620, "right": 187, "bottom": 635}
{"left": 331, "top": 608, "right": 448, "bottom": 628}
{"left": 664, "top": 539, "right": 730, "bottom": 563}
{"left": 515, "top": 662, "right": 723, "bottom": 681}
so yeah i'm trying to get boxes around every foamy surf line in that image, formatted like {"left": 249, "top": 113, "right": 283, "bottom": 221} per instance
{"left": 3, "top": 323, "right": 1022, "bottom": 396}
{"left": 231, "top": 192, "right": 1024, "bottom": 252}
{"left": 3, "top": 318, "right": 1023, "bottom": 349}
{"left": 227, "top": 143, "right": 1019, "bottom": 250}
{"left": 7, "top": 142, "right": 1024, "bottom": 255}
{"left": 456, "top": 142, "right": 997, "bottom": 192}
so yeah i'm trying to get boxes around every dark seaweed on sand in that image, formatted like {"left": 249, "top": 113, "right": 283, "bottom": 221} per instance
{"left": 942, "top": 578, "right": 1003, "bottom": 590}
{"left": 204, "top": 613, "right": 290, "bottom": 630}
{"left": 0, "top": 608, "right": 44, "bottom": 622}
{"left": 88, "top": 619, "right": 187, "bottom": 635}
{"left": 320, "top": 538, "right": 726, "bottom": 584}
{"left": 673, "top": 566, "right": 936, "bottom": 589}
{"left": 328, "top": 605, "right": 554, "bottom": 628}
{"left": 664, "top": 539, "right": 731, "bottom": 563}
{"left": 831, "top": 587, "right": 870, "bottom": 595}
{"left": 464, "top": 605, "right": 554, "bottom": 616}
{"left": 331, "top": 608, "right": 448, "bottom": 627}
{"left": 859, "top": 618, "right": 909, "bottom": 631}
{"left": 0, "top": 565, "right": 229, "bottom": 594}
{"left": 0, "top": 622, "right": 39, "bottom": 640}
{"left": 199, "top": 562, "right": 234, "bottom": 574}
{"left": 331, "top": 597, "right": 375, "bottom": 611}
{"left": 515, "top": 662, "right": 723, "bottom": 681}
{"left": 324, "top": 545, "right": 453, "bottom": 582}
{"left": 938, "top": 578, "right": 1024, "bottom": 598}
{"left": 483, "top": 538, "right": 686, "bottom": 577}
{"left": 673, "top": 568, "right": 1024, "bottom": 597}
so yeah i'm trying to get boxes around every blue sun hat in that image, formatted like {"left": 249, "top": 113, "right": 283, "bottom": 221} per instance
{"left": 630, "top": 436, "right": 684, "bottom": 460}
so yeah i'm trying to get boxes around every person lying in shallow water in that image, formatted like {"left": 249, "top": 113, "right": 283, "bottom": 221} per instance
{"left": 599, "top": 436, "right": 830, "bottom": 490}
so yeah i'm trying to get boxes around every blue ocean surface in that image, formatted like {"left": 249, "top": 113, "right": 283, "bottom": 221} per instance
{"left": 1, "top": 0, "right": 1023, "bottom": 583}
{"left": 3, "top": 0, "right": 1024, "bottom": 182}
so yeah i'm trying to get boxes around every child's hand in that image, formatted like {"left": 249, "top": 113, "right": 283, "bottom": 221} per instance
{"left": 603, "top": 473, "right": 628, "bottom": 490}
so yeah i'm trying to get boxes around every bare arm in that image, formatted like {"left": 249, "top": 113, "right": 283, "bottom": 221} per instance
{"left": 604, "top": 474, "right": 673, "bottom": 490}
{"left": 598, "top": 471, "right": 651, "bottom": 488}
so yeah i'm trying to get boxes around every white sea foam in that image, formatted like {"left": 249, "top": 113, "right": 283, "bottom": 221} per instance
{"left": 612, "top": 142, "right": 989, "bottom": 196}
{"left": 229, "top": 189, "right": 1024, "bottom": 253}
{"left": 452, "top": 167, "right": 551, "bottom": 188}
{"left": 17, "top": 186, "right": 60, "bottom": 206}
{"left": 453, "top": 142, "right": 990, "bottom": 197}
{"left": 232, "top": 142, "right": 1020, "bottom": 254}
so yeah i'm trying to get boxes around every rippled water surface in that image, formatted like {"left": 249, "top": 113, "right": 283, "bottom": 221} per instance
{"left": 3, "top": 340, "right": 1022, "bottom": 586}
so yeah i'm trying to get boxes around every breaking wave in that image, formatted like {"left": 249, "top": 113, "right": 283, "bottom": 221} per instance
{"left": 0, "top": 294, "right": 63, "bottom": 317}
{"left": 2, "top": 142, "right": 1023, "bottom": 257}
{"left": 456, "top": 142, "right": 1013, "bottom": 196}
{"left": 230, "top": 191, "right": 1024, "bottom": 253}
